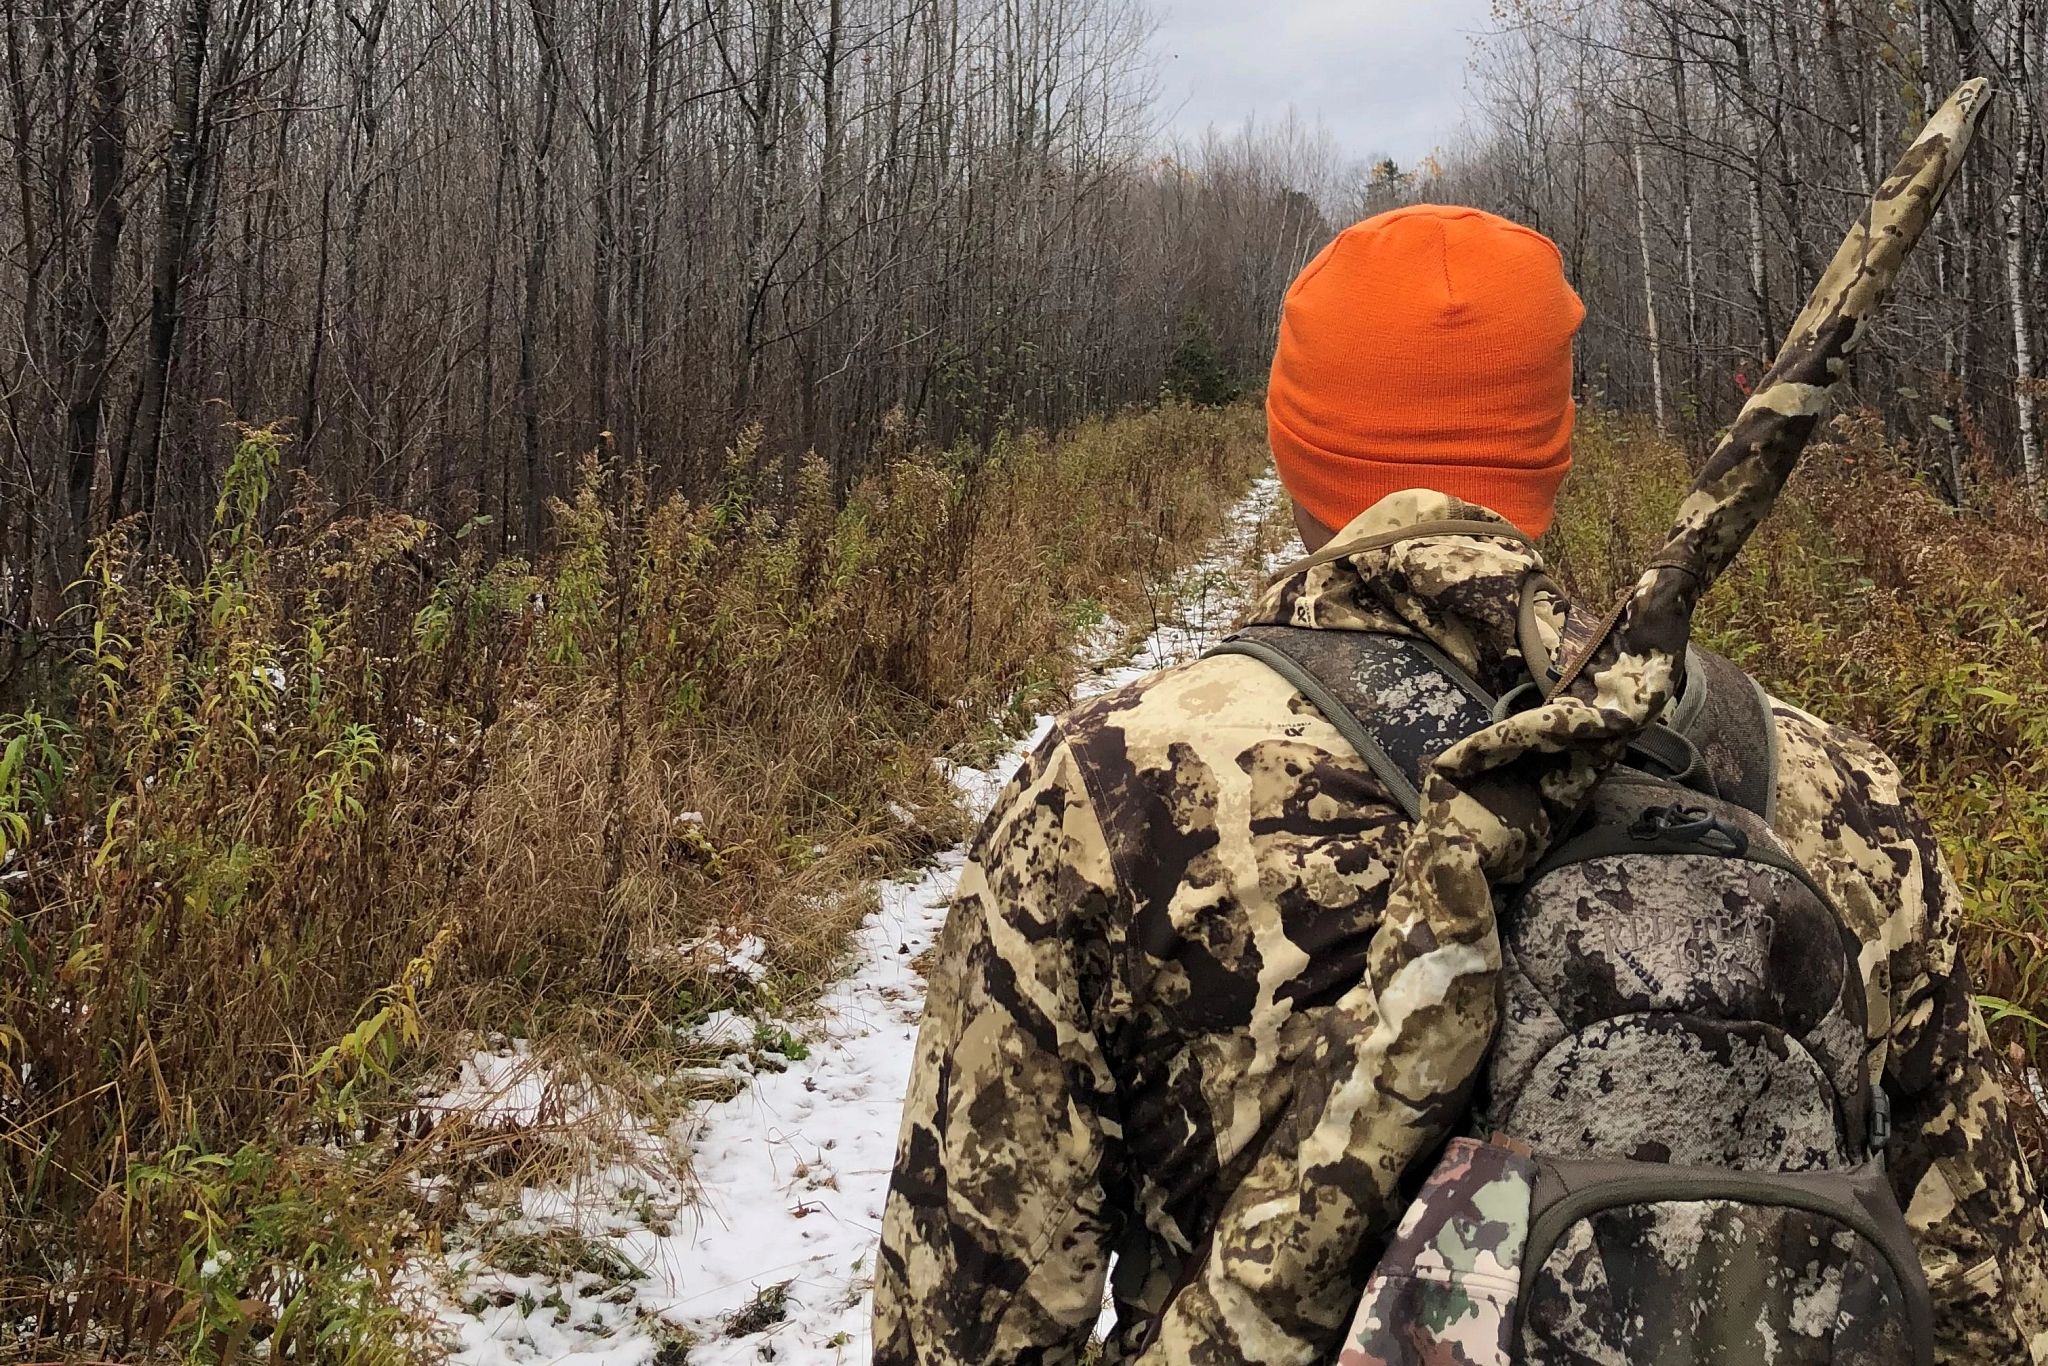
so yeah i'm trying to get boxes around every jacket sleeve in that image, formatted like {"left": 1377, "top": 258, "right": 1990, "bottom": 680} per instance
{"left": 1881, "top": 796, "right": 2048, "bottom": 1365}
{"left": 873, "top": 728, "right": 1127, "bottom": 1366}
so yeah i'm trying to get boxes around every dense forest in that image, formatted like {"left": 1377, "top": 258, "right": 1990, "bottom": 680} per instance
{"left": 0, "top": 0, "right": 1333, "bottom": 623}
{"left": 5, "top": 0, "right": 2044, "bottom": 635}
{"left": 1447, "top": 0, "right": 2045, "bottom": 500}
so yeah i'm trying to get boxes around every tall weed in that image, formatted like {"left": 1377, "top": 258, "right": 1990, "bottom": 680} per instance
{"left": 0, "top": 404, "right": 1268, "bottom": 1360}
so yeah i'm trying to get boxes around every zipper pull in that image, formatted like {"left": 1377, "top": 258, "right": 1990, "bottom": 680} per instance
{"left": 1869, "top": 1086, "right": 1892, "bottom": 1157}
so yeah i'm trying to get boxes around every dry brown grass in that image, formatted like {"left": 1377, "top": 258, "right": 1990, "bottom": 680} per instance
{"left": 0, "top": 403, "right": 1270, "bottom": 1362}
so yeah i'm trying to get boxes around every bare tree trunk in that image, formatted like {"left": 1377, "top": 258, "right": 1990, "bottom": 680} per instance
{"left": 1919, "top": 0, "right": 1969, "bottom": 498}
{"left": 519, "top": 0, "right": 562, "bottom": 553}
{"left": 132, "top": 0, "right": 211, "bottom": 536}
{"left": 1820, "top": 0, "right": 1874, "bottom": 197}
{"left": 1737, "top": 0, "right": 1773, "bottom": 363}
{"left": 59, "top": 0, "right": 129, "bottom": 585}
{"left": 341, "top": 0, "right": 393, "bottom": 503}
{"left": 478, "top": 28, "right": 511, "bottom": 542}
{"left": 1768, "top": 8, "right": 1820, "bottom": 301}
{"left": 296, "top": 177, "right": 333, "bottom": 469}
{"left": 621, "top": 0, "right": 668, "bottom": 463}
{"left": 588, "top": 0, "right": 624, "bottom": 452}
{"left": 1632, "top": 133, "right": 1668, "bottom": 433}
{"left": 481, "top": 0, "right": 512, "bottom": 549}
{"left": 1663, "top": 14, "right": 1701, "bottom": 425}
{"left": 3, "top": 0, "right": 54, "bottom": 609}
{"left": 807, "top": 0, "right": 844, "bottom": 471}
{"left": 2004, "top": 0, "right": 2042, "bottom": 499}
{"left": 729, "top": 0, "right": 786, "bottom": 428}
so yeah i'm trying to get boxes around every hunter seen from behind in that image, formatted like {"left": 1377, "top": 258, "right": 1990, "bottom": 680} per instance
{"left": 1, "top": 0, "right": 2045, "bottom": 1362}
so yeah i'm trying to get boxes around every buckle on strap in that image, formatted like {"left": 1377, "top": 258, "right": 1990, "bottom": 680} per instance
{"left": 1627, "top": 803, "right": 1749, "bottom": 857}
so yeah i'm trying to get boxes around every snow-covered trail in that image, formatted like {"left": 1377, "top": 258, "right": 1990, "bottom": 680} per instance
{"left": 420, "top": 476, "right": 1290, "bottom": 1366}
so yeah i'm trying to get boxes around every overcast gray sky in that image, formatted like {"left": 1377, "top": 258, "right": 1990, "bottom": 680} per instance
{"left": 1144, "top": 0, "right": 1495, "bottom": 166}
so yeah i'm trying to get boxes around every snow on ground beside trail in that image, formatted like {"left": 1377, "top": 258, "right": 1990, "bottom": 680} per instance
{"left": 414, "top": 476, "right": 1291, "bottom": 1366}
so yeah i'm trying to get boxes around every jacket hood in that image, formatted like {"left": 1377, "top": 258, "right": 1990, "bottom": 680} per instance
{"left": 1245, "top": 488, "right": 1568, "bottom": 698}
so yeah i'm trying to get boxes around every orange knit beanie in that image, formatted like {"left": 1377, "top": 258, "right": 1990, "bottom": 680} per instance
{"left": 1267, "top": 204, "right": 1586, "bottom": 538}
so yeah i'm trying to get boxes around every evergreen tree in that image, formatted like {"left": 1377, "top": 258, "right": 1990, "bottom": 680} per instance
{"left": 1165, "top": 313, "right": 1243, "bottom": 408}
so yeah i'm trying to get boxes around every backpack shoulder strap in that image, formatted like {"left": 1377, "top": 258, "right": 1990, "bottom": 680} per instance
{"left": 1209, "top": 628, "right": 1783, "bottom": 826}
{"left": 1670, "top": 647, "right": 1781, "bottom": 826}
{"left": 1207, "top": 624, "right": 1495, "bottom": 822}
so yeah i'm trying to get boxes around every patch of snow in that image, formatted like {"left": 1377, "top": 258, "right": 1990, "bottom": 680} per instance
{"left": 413, "top": 1041, "right": 672, "bottom": 1206}
{"left": 668, "top": 933, "right": 769, "bottom": 986}
{"left": 421, "top": 1042, "right": 566, "bottom": 1133}
{"left": 719, "top": 937, "right": 768, "bottom": 984}
{"left": 685, "top": 1009, "right": 756, "bottom": 1053}
{"left": 1072, "top": 608, "right": 1127, "bottom": 667}
{"left": 414, "top": 476, "right": 1292, "bottom": 1364}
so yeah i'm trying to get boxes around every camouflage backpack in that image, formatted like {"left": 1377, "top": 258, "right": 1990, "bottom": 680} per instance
{"left": 1209, "top": 621, "right": 1934, "bottom": 1366}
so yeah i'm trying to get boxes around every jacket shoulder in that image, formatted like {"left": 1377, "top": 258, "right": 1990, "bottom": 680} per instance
{"left": 1767, "top": 693, "right": 1916, "bottom": 830}
{"left": 1051, "top": 650, "right": 1410, "bottom": 927}
{"left": 1061, "top": 649, "right": 1328, "bottom": 744}
{"left": 1766, "top": 692, "right": 1946, "bottom": 951}
{"left": 1055, "top": 650, "right": 1351, "bottom": 801}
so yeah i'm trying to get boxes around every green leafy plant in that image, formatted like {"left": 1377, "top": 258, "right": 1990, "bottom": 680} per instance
{"left": 0, "top": 711, "right": 73, "bottom": 865}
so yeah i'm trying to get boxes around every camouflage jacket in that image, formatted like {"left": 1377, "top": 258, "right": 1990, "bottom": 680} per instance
{"left": 874, "top": 489, "right": 2048, "bottom": 1366}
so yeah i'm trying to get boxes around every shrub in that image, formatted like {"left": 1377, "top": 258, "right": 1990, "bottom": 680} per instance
{"left": 1164, "top": 313, "right": 1243, "bottom": 408}
{"left": 0, "top": 403, "right": 1269, "bottom": 1360}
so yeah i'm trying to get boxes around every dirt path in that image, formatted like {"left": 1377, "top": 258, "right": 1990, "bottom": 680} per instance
{"left": 415, "top": 476, "right": 1291, "bottom": 1365}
